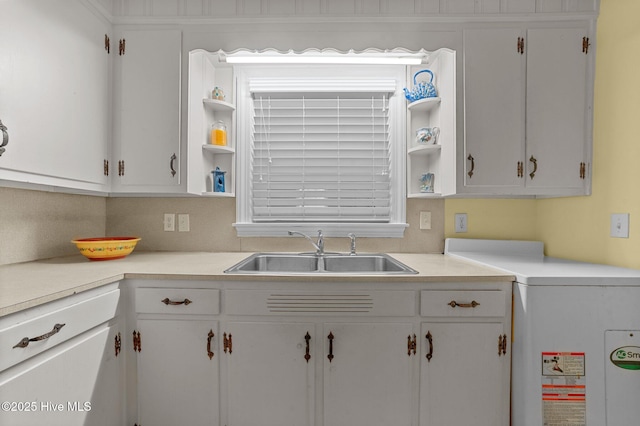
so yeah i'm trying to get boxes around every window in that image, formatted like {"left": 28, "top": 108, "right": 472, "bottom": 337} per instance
{"left": 234, "top": 65, "right": 407, "bottom": 237}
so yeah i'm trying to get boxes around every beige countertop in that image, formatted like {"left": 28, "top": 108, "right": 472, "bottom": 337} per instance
{"left": 0, "top": 251, "right": 514, "bottom": 317}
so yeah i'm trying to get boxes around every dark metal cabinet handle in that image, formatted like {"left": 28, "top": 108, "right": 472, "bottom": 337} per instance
{"left": 327, "top": 331, "right": 334, "bottom": 363}
{"left": 448, "top": 300, "right": 480, "bottom": 308}
{"left": 13, "top": 324, "right": 66, "bottom": 348}
{"left": 161, "top": 298, "right": 192, "bottom": 306}
{"left": 529, "top": 156, "right": 538, "bottom": 179}
{"left": 425, "top": 331, "right": 433, "bottom": 362}
{"left": 207, "top": 330, "right": 215, "bottom": 360}
{"left": 0, "top": 119, "right": 8, "bottom": 157}
{"left": 304, "top": 332, "right": 311, "bottom": 363}
{"left": 170, "top": 153, "right": 177, "bottom": 177}
{"left": 467, "top": 154, "right": 475, "bottom": 178}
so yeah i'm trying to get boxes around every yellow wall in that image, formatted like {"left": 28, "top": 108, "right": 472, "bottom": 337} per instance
{"left": 445, "top": 0, "right": 640, "bottom": 269}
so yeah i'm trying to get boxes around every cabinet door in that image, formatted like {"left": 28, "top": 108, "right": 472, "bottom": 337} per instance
{"left": 0, "top": 0, "right": 109, "bottom": 192}
{"left": 113, "top": 29, "right": 182, "bottom": 192}
{"left": 420, "top": 322, "right": 509, "bottom": 426}
{"left": 323, "top": 323, "right": 415, "bottom": 426}
{"left": 136, "top": 319, "right": 219, "bottom": 426}
{"left": 463, "top": 28, "right": 525, "bottom": 191}
{"left": 0, "top": 324, "right": 122, "bottom": 426}
{"left": 224, "top": 322, "right": 314, "bottom": 426}
{"left": 525, "top": 27, "right": 589, "bottom": 191}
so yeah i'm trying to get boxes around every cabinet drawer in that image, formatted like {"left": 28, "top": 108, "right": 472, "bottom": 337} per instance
{"left": 135, "top": 288, "right": 220, "bottom": 315}
{"left": 0, "top": 289, "right": 119, "bottom": 372}
{"left": 420, "top": 290, "right": 505, "bottom": 317}
{"left": 225, "top": 290, "right": 415, "bottom": 316}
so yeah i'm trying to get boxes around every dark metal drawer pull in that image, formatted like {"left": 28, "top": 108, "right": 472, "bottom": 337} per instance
{"left": 161, "top": 298, "right": 192, "bottom": 306}
{"left": 448, "top": 300, "right": 480, "bottom": 308}
{"left": 13, "top": 323, "right": 66, "bottom": 349}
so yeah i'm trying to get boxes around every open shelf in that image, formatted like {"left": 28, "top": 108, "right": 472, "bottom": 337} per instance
{"left": 407, "top": 97, "right": 441, "bottom": 112}
{"left": 203, "top": 98, "right": 236, "bottom": 111}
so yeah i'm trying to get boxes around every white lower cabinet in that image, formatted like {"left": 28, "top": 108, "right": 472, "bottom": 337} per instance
{"left": 419, "top": 289, "right": 511, "bottom": 426}
{"left": 323, "top": 322, "right": 415, "bottom": 426}
{"left": 135, "top": 318, "right": 219, "bottom": 426}
{"left": 0, "top": 324, "right": 123, "bottom": 426}
{"left": 420, "top": 322, "right": 507, "bottom": 426}
{"left": 0, "top": 285, "right": 123, "bottom": 426}
{"left": 131, "top": 287, "right": 221, "bottom": 426}
{"left": 223, "top": 322, "right": 314, "bottom": 426}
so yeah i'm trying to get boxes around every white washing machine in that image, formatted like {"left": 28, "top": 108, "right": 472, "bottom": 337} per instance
{"left": 445, "top": 238, "right": 640, "bottom": 426}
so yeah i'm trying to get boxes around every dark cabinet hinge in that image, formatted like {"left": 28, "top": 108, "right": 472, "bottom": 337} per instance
{"left": 104, "top": 159, "right": 109, "bottom": 176}
{"left": 119, "top": 38, "right": 126, "bottom": 56}
{"left": 582, "top": 37, "right": 590, "bottom": 54}
{"left": 133, "top": 330, "right": 141, "bottom": 352}
{"left": 223, "top": 332, "right": 233, "bottom": 354}
{"left": 118, "top": 160, "right": 125, "bottom": 176}
{"left": 115, "top": 332, "right": 121, "bottom": 357}
{"left": 498, "top": 334, "right": 507, "bottom": 356}
{"left": 104, "top": 34, "right": 110, "bottom": 54}
{"left": 517, "top": 37, "right": 525, "bottom": 55}
{"left": 580, "top": 162, "right": 587, "bottom": 179}
{"left": 407, "top": 334, "right": 417, "bottom": 356}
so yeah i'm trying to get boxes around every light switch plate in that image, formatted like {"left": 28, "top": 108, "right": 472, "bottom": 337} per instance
{"left": 178, "top": 214, "right": 190, "bottom": 232}
{"left": 419, "top": 211, "right": 432, "bottom": 230}
{"left": 610, "top": 213, "right": 629, "bottom": 238}
{"left": 455, "top": 213, "right": 468, "bottom": 233}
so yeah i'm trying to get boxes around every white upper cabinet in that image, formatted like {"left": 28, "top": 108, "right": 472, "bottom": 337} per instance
{"left": 111, "top": 29, "right": 182, "bottom": 194}
{"left": 525, "top": 27, "right": 590, "bottom": 194}
{"left": 0, "top": 0, "right": 110, "bottom": 193}
{"left": 462, "top": 27, "right": 526, "bottom": 192}
{"left": 462, "top": 24, "right": 593, "bottom": 196}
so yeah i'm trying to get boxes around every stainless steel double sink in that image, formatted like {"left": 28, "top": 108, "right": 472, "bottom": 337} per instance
{"left": 224, "top": 252, "right": 418, "bottom": 275}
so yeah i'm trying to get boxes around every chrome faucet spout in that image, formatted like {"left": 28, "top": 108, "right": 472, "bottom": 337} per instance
{"left": 347, "top": 233, "right": 357, "bottom": 255}
{"left": 287, "top": 230, "right": 325, "bottom": 256}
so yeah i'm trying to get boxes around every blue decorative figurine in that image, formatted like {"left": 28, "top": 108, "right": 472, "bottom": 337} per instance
{"left": 212, "top": 167, "right": 226, "bottom": 192}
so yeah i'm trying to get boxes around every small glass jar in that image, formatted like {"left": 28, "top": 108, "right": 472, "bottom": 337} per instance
{"left": 211, "top": 121, "right": 227, "bottom": 146}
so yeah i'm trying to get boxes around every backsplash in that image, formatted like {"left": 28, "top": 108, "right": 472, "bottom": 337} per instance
{"left": 106, "top": 197, "right": 445, "bottom": 254}
{"left": 0, "top": 187, "right": 107, "bottom": 265}
{"left": 1, "top": 187, "right": 444, "bottom": 265}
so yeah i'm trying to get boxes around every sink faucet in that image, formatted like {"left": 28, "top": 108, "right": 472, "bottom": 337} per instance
{"left": 347, "top": 233, "right": 357, "bottom": 255}
{"left": 288, "top": 230, "right": 324, "bottom": 256}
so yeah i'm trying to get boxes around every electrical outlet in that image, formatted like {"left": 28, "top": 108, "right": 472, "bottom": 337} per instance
{"left": 178, "top": 214, "right": 190, "bottom": 232}
{"left": 419, "top": 211, "right": 432, "bottom": 230}
{"left": 164, "top": 213, "right": 175, "bottom": 232}
{"left": 455, "top": 213, "right": 468, "bottom": 233}
{"left": 610, "top": 213, "right": 629, "bottom": 238}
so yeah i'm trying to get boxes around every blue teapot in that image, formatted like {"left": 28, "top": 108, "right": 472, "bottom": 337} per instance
{"left": 404, "top": 69, "right": 437, "bottom": 102}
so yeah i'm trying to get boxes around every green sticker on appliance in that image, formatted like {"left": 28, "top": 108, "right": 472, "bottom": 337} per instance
{"left": 610, "top": 346, "right": 640, "bottom": 370}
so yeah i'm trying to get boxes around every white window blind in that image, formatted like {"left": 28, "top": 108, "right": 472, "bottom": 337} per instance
{"left": 251, "top": 93, "right": 391, "bottom": 222}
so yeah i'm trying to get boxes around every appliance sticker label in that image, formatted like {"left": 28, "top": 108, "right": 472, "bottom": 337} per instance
{"left": 541, "top": 352, "right": 586, "bottom": 426}
{"left": 609, "top": 346, "right": 640, "bottom": 370}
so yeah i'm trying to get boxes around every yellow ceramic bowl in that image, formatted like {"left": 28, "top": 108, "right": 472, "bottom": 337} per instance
{"left": 71, "top": 237, "right": 141, "bottom": 261}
